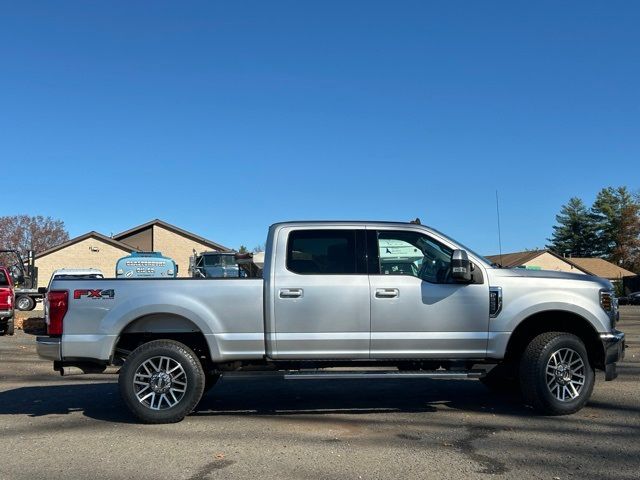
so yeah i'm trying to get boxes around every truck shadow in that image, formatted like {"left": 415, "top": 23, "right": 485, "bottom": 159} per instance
{"left": 195, "top": 377, "right": 530, "bottom": 417}
{"left": 0, "top": 377, "right": 533, "bottom": 424}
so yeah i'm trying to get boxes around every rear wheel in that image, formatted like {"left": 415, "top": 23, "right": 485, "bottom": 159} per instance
{"left": 5, "top": 319, "right": 14, "bottom": 336}
{"left": 519, "top": 332, "right": 594, "bottom": 415}
{"left": 119, "top": 340, "right": 205, "bottom": 424}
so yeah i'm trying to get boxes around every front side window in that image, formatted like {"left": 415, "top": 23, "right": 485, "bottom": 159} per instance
{"left": 287, "top": 230, "right": 358, "bottom": 274}
{"left": 374, "top": 230, "right": 454, "bottom": 283}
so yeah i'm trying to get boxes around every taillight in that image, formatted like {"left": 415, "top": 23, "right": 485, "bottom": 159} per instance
{"left": 48, "top": 290, "right": 68, "bottom": 335}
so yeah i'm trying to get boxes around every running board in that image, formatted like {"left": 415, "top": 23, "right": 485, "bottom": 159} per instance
{"left": 284, "top": 370, "right": 485, "bottom": 380}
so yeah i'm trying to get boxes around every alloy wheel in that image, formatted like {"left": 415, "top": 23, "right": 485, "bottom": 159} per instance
{"left": 133, "top": 356, "right": 188, "bottom": 410}
{"left": 545, "top": 348, "right": 586, "bottom": 402}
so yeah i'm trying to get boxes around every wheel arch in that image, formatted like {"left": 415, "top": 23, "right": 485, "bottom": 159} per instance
{"left": 504, "top": 310, "right": 605, "bottom": 370}
{"left": 112, "top": 313, "right": 220, "bottom": 369}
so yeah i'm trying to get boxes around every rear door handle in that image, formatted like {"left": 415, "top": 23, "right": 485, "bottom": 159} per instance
{"left": 279, "top": 288, "right": 303, "bottom": 298}
{"left": 375, "top": 288, "right": 399, "bottom": 298}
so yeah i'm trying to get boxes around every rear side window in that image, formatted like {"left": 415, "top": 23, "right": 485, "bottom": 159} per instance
{"left": 287, "top": 230, "right": 358, "bottom": 274}
{"left": 0, "top": 270, "right": 8, "bottom": 286}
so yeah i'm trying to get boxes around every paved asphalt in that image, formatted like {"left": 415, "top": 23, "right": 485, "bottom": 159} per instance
{"left": 1, "top": 308, "right": 639, "bottom": 480}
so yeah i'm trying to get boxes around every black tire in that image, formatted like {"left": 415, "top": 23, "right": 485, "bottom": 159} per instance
{"left": 519, "top": 332, "right": 595, "bottom": 415}
{"left": 6, "top": 319, "right": 14, "bottom": 336}
{"left": 480, "top": 363, "right": 519, "bottom": 393}
{"left": 119, "top": 339, "right": 205, "bottom": 424}
{"left": 16, "top": 295, "right": 35, "bottom": 311}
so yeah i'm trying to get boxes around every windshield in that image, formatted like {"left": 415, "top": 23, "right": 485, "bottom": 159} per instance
{"left": 427, "top": 227, "right": 493, "bottom": 266}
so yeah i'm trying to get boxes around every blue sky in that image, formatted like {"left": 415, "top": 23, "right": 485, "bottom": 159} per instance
{"left": 1, "top": 1, "right": 638, "bottom": 254}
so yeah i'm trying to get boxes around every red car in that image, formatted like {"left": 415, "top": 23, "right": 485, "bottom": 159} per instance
{"left": 0, "top": 266, "right": 15, "bottom": 336}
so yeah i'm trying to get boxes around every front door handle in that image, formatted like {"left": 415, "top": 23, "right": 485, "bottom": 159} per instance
{"left": 280, "top": 288, "right": 303, "bottom": 298}
{"left": 375, "top": 288, "right": 399, "bottom": 298}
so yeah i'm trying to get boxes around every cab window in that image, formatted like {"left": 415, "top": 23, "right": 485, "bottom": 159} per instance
{"left": 372, "top": 230, "right": 454, "bottom": 284}
{"left": 287, "top": 230, "right": 358, "bottom": 274}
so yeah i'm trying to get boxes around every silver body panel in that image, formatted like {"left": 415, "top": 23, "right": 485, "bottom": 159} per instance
{"left": 55, "top": 279, "right": 264, "bottom": 362}
{"left": 270, "top": 225, "right": 370, "bottom": 359}
{"left": 43, "top": 221, "right": 616, "bottom": 365}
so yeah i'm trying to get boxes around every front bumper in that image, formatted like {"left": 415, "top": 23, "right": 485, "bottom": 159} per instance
{"left": 600, "top": 330, "right": 625, "bottom": 381}
{"left": 0, "top": 309, "right": 13, "bottom": 319}
{"left": 36, "top": 336, "right": 61, "bottom": 361}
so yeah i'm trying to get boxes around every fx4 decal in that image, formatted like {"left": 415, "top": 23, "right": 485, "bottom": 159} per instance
{"left": 74, "top": 289, "right": 115, "bottom": 300}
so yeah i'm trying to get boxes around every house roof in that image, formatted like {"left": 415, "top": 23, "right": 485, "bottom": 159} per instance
{"left": 35, "top": 231, "right": 137, "bottom": 259}
{"left": 485, "top": 250, "right": 547, "bottom": 268}
{"left": 485, "top": 249, "right": 590, "bottom": 272}
{"left": 567, "top": 257, "right": 636, "bottom": 279}
{"left": 113, "top": 219, "right": 231, "bottom": 252}
{"left": 485, "top": 250, "right": 637, "bottom": 280}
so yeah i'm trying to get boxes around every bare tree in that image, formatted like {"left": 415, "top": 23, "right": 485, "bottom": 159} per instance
{"left": 0, "top": 215, "right": 69, "bottom": 261}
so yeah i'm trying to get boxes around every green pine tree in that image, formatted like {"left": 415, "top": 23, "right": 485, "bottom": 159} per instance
{"left": 591, "top": 186, "right": 640, "bottom": 271}
{"left": 547, "top": 197, "right": 597, "bottom": 257}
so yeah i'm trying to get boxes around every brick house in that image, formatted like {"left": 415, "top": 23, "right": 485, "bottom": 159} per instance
{"left": 34, "top": 219, "right": 230, "bottom": 288}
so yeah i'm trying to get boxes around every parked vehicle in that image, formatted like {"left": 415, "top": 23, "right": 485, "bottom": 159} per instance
{"left": 46, "top": 268, "right": 105, "bottom": 287}
{"left": 36, "top": 221, "right": 625, "bottom": 423}
{"left": 0, "top": 266, "right": 15, "bottom": 335}
{"left": 618, "top": 292, "right": 640, "bottom": 305}
{"left": 190, "top": 251, "right": 241, "bottom": 278}
{"left": 0, "top": 249, "right": 40, "bottom": 311}
{"left": 42, "top": 269, "right": 104, "bottom": 319}
{"left": 190, "top": 251, "right": 262, "bottom": 279}
{"left": 116, "top": 252, "right": 177, "bottom": 278}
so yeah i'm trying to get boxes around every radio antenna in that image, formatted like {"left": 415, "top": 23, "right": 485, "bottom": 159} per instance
{"left": 496, "top": 190, "right": 503, "bottom": 266}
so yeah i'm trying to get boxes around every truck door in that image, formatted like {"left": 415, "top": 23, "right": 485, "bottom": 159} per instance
{"left": 368, "top": 228, "right": 490, "bottom": 358}
{"left": 271, "top": 227, "right": 370, "bottom": 359}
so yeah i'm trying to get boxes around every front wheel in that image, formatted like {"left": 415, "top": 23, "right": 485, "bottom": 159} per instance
{"left": 119, "top": 340, "right": 205, "bottom": 424}
{"left": 519, "top": 332, "right": 595, "bottom": 415}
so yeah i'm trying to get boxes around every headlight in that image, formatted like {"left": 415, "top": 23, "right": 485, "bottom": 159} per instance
{"left": 600, "top": 290, "right": 614, "bottom": 312}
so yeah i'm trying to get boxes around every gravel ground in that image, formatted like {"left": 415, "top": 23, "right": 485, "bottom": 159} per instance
{"left": 0, "top": 308, "right": 638, "bottom": 480}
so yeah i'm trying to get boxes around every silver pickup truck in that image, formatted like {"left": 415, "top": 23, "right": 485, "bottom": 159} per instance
{"left": 37, "top": 221, "right": 625, "bottom": 423}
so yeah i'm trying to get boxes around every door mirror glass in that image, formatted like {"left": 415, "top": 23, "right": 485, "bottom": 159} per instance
{"left": 451, "top": 249, "right": 472, "bottom": 282}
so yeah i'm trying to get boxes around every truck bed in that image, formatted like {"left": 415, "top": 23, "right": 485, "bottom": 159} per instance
{"left": 52, "top": 278, "right": 265, "bottom": 362}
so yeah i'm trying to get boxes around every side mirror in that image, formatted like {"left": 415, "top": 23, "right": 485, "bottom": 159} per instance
{"left": 38, "top": 287, "right": 47, "bottom": 295}
{"left": 451, "top": 249, "right": 472, "bottom": 282}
